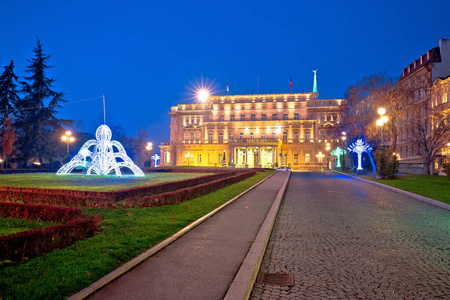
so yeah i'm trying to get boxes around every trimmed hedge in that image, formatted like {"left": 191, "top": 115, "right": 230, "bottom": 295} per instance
{"left": 0, "top": 202, "right": 101, "bottom": 261}
{"left": 123, "top": 170, "right": 256, "bottom": 208}
{"left": 0, "top": 172, "right": 238, "bottom": 208}
{"left": 0, "top": 202, "right": 83, "bottom": 223}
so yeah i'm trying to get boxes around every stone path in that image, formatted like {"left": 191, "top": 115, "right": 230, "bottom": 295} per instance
{"left": 251, "top": 172, "right": 450, "bottom": 300}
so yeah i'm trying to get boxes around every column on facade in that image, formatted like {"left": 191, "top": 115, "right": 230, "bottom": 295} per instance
{"left": 224, "top": 125, "right": 228, "bottom": 143}
{"left": 288, "top": 124, "right": 293, "bottom": 141}
{"left": 214, "top": 125, "right": 218, "bottom": 142}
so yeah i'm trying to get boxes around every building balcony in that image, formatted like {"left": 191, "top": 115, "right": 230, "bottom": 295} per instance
{"left": 229, "top": 138, "right": 280, "bottom": 144}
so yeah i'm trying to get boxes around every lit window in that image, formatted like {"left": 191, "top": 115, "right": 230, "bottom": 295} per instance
{"left": 208, "top": 132, "right": 213, "bottom": 141}
{"left": 262, "top": 114, "right": 266, "bottom": 120}
{"left": 294, "top": 154, "right": 298, "bottom": 163}
{"left": 219, "top": 132, "right": 223, "bottom": 141}
{"left": 272, "top": 132, "right": 277, "bottom": 138}
{"left": 272, "top": 114, "right": 277, "bottom": 120}
{"left": 251, "top": 114, "right": 256, "bottom": 121}
{"left": 230, "top": 115, "right": 235, "bottom": 121}
{"left": 283, "top": 114, "right": 288, "bottom": 120}
{"left": 191, "top": 133, "right": 194, "bottom": 141}
{"left": 197, "top": 154, "right": 202, "bottom": 163}
{"left": 305, "top": 131, "right": 310, "bottom": 140}
{"left": 240, "top": 114, "right": 245, "bottom": 121}
{"left": 305, "top": 153, "right": 310, "bottom": 163}
{"left": 294, "top": 113, "right": 299, "bottom": 120}
{"left": 282, "top": 132, "right": 287, "bottom": 140}
{"left": 240, "top": 132, "right": 244, "bottom": 139}
{"left": 294, "top": 132, "right": 299, "bottom": 140}
{"left": 229, "top": 133, "right": 234, "bottom": 139}
{"left": 250, "top": 132, "right": 254, "bottom": 139}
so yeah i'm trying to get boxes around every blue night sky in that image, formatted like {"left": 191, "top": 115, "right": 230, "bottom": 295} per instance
{"left": 1, "top": 0, "right": 449, "bottom": 151}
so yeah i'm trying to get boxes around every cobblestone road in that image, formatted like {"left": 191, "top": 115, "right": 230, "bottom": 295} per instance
{"left": 250, "top": 172, "right": 450, "bottom": 300}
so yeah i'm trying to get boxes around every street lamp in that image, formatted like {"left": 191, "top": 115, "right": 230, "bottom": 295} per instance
{"left": 316, "top": 151, "right": 325, "bottom": 171}
{"left": 341, "top": 132, "right": 347, "bottom": 169}
{"left": 325, "top": 143, "right": 331, "bottom": 169}
{"left": 61, "top": 131, "right": 75, "bottom": 156}
{"left": 376, "top": 108, "right": 388, "bottom": 148}
{"left": 146, "top": 142, "right": 153, "bottom": 167}
{"left": 185, "top": 152, "right": 193, "bottom": 166}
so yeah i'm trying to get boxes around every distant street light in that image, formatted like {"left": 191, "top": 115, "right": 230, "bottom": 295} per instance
{"left": 185, "top": 152, "right": 193, "bottom": 166}
{"left": 145, "top": 142, "right": 153, "bottom": 167}
{"left": 316, "top": 151, "right": 325, "bottom": 171}
{"left": 61, "top": 131, "right": 75, "bottom": 156}
{"left": 376, "top": 108, "right": 388, "bottom": 148}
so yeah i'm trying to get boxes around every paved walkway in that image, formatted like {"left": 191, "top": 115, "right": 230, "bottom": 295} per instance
{"left": 251, "top": 172, "right": 450, "bottom": 299}
{"left": 88, "top": 171, "right": 289, "bottom": 300}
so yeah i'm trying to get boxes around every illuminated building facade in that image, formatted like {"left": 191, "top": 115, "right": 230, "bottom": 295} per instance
{"left": 430, "top": 75, "right": 450, "bottom": 174}
{"left": 396, "top": 39, "right": 450, "bottom": 173}
{"left": 159, "top": 92, "right": 346, "bottom": 170}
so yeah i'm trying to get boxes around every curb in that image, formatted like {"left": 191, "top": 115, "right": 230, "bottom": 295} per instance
{"left": 334, "top": 171, "right": 450, "bottom": 211}
{"left": 224, "top": 171, "right": 291, "bottom": 300}
{"left": 68, "top": 171, "right": 278, "bottom": 300}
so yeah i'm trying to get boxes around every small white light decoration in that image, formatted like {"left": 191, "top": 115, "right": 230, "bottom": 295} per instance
{"left": 57, "top": 125, "right": 144, "bottom": 176}
{"left": 347, "top": 139, "right": 372, "bottom": 171}
{"left": 151, "top": 154, "right": 160, "bottom": 167}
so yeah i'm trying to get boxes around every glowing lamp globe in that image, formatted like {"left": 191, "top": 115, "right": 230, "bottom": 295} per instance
{"left": 380, "top": 116, "right": 388, "bottom": 123}
{"left": 198, "top": 89, "right": 209, "bottom": 103}
{"left": 378, "top": 107, "right": 386, "bottom": 115}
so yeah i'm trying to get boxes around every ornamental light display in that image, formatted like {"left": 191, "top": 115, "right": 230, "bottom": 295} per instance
{"left": 347, "top": 139, "right": 373, "bottom": 171}
{"left": 57, "top": 124, "right": 144, "bottom": 176}
{"left": 331, "top": 146, "right": 346, "bottom": 168}
{"left": 151, "top": 154, "right": 160, "bottom": 167}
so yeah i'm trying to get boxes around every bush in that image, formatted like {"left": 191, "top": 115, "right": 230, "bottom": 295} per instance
{"left": 0, "top": 202, "right": 83, "bottom": 223}
{"left": 443, "top": 163, "right": 450, "bottom": 176}
{"left": 374, "top": 148, "right": 399, "bottom": 179}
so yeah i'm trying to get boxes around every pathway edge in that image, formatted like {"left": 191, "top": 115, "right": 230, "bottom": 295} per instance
{"left": 334, "top": 171, "right": 450, "bottom": 211}
{"left": 68, "top": 171, "right": 278, "bottom": 300}
{"left": 223, "top": 171, "right": 291, "bottom": 300}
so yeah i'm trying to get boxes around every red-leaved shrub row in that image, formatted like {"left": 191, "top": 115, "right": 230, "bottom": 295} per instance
{"left": 0, "top": 202, "right": 83, "bottom": 223}
{"left": 123, "top": 170, "right": 256, "bottom": 208}
{"left": 0, "top": 172, "right": 238, "bottom": 208}
{"left": 0, "top": 202, "right": 101, "bottom": 261}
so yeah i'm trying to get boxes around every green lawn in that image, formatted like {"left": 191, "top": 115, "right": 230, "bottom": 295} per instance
{"left": 0, "top": 170, "right": 275, "bottom": 300}
{"left": 0, "top": 172, "right": 210, "bottom": 191}
{"left": 0, "top": 218, "right": 57, "bottom": 236}
{"left": 357, "top": 173, "right": 450, "bottom": 204}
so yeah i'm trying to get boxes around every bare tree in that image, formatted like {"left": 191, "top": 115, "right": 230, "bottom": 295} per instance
{"left": 410, "top": 104, "right": 450, "bottom": 174}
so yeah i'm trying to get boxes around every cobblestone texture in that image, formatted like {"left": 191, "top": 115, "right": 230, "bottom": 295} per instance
{"left": 250, "top": 172, "right": 450, "bottom": 300}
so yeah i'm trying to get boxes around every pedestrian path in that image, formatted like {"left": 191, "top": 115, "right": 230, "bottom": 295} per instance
{"left": 85, "top": 171, "right": 289, "bottom": 300}
{"left": 251, "top": 172, "right": 450, "bottom": 299}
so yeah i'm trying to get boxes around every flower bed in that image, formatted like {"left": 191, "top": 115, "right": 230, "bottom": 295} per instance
{"left": 123, "top": 170, "right": 256, "bottom": 208}
{"left": 0, "top": 202, "right": 101, "bottom": 261}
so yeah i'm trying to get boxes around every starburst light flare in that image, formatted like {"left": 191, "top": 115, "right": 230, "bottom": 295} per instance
{"left": 347, "top": 139, "right": 373, "bottom": 171}
{"left": 57, "top": 125, "right": 144, "bottom": 176}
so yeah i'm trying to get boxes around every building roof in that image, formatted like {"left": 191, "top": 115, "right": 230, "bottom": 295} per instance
{"left": 399, "top": 46, "right": 441, "bottom": 82}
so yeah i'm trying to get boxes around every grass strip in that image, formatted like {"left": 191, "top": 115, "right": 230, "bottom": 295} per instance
{"left": 0, "top": 218, "right": 57, "bottom": 236}
{"left": 353, "top": 173, "right": 450, "bottom": 205}
{"left": 0, "top": 173, "right": 209, "bottom": 192}
{"left": 0, "top": 170, "right": 275, "bottom": 300}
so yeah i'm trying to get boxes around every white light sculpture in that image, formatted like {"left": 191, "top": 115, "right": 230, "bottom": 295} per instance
{"left": 347, "top": 139, "right": 372, "bottom": 171}
{"left": 151, "top": 154, "right": 160, "bottom": 167}
{"left": 57, "top": 125, "right": 144, "bottom": 177}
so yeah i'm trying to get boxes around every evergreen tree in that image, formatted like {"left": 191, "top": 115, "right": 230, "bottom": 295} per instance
{"left": 0, "top": 60, "right": 20, "bottom": 168}
{"left": 17, "top": 38, "right": 68, "bottom": 166}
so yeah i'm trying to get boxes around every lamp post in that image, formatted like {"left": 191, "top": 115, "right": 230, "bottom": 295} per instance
{"left": 185, "top": 152, "right": 193, "bottom": 166}
{"left": 145, "top": 142, "right": 153, "bottom": 167}
{"left": 316, "top": 151, "right": 325, "bottom": 171}
{"left": 325, "top": 143, "right": 331, "bottom": 169}
{"left": 61, "top": 131, "right": 75, "bottom": 156}
{"left": 376, "top": 108, "right": 388, "bottom": 149}
{"left": 341, "top": 131, "right": 347, "bottom": 169}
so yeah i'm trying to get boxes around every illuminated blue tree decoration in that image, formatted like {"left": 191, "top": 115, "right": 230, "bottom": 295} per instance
{"left": 347, "top": 139, "right": 373, "bottom": 171}
{"left": 151, "top": 154, "right": 160, "bottom": 167}
{"left": 330, "top": 146, "right": 346, "bottom": 168}
{"left": 57, "top": 125, "right": 144, "bottom": 176}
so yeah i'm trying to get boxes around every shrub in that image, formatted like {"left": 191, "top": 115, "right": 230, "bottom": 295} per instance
{"left": 374, "top": 148, "right": 399, "bottom": 179}
{"left": 443, "top": 163, "right": 450, "bottom": 176}
{"left": 0, "top": 202, "right": 83, "bottom": 223}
